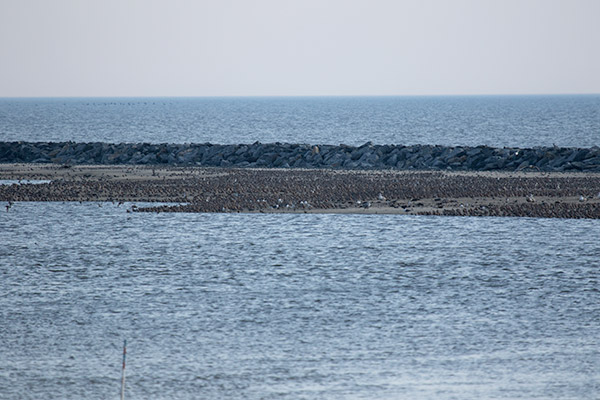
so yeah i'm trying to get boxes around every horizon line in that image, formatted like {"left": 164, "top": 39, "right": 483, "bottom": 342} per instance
{"left": 1, "top": 92, "right": 599, "bottom": 100}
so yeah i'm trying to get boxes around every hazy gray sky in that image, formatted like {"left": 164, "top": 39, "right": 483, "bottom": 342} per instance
{"left": 1, "top": 0, "right": 599, "bottom": 97}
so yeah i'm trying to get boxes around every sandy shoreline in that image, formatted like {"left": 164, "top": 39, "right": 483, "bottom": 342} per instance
{"left": 1, "top": 163, "right": 600, "bottom": 218}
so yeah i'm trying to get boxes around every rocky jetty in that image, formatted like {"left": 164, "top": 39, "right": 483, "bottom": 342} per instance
{"left": 1, "top": 141, "right": 599, "bottom": 172}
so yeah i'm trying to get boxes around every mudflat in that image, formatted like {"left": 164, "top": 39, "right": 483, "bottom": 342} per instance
{"left": 1, "top": 163, "right": 599, "bottom": 218}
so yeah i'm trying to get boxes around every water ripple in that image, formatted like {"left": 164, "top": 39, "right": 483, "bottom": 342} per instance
{"left": 1, "top": 203, "right": 599, "bottom": 399}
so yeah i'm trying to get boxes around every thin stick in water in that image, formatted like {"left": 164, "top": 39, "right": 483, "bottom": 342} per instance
{"left": 120, "top": 340, "right": 127, "bottom": 400}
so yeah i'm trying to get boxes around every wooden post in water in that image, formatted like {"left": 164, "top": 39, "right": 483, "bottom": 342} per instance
{"left": 120, "top": 340, "right": 127, "bottom": 400}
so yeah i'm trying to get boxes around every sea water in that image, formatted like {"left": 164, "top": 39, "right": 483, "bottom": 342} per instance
{"left": 1, "top": 95, "right": 599, "bottom": 147}
{"left": 0, "top": 202, "right": 599, "bottom": 399}
{"left": 1, "top": 96, "right": 600, "bottom": 399}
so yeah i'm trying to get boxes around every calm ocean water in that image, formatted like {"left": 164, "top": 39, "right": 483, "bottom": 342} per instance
{"left": 1, "top": 95, "right": 599, "bottom": 147}
{"left": 1, "top": 96, "right": 600, "bottom": 398}
{"left": 1, "top": 203, "right": 599, "bottom": 399}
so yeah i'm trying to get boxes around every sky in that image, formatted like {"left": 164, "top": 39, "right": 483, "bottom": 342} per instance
{"left": 1, "top": 0, "right": 599, "bottom": 97}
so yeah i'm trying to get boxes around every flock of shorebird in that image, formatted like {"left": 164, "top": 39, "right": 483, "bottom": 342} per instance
{"left": 1, "top": 168, "right": 600, "bottom": 219}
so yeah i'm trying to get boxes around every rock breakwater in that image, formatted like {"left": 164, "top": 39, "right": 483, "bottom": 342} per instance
{"left": 1, "top": 141, "right": 599, "bottom": 172}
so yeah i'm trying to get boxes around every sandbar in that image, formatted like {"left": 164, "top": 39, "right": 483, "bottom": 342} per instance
{"left": 1, "top": 163, "right": 599, "bottom": 219}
